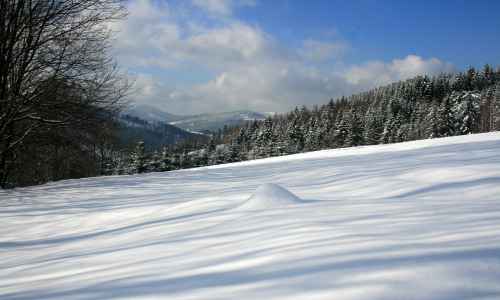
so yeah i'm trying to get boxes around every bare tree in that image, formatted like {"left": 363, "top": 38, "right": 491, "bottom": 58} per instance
{"left": 0, "top": 0, "right": 129, "bottom": 187}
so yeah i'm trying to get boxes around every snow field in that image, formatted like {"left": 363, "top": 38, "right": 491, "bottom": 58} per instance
{"left": 1, "top": 132, "right": 500, "bottom": 299}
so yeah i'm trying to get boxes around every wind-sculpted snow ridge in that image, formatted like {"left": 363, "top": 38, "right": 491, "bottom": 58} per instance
{"left": 1, "top": 132, "right": 500, "bottom": 300}
{"left": 237, "top": 183, "right": 303, "bottom": 211}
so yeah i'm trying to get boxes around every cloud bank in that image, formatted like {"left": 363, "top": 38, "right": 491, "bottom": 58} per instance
{"left": 113, "top": 0, "right": 455, "bottom": 115}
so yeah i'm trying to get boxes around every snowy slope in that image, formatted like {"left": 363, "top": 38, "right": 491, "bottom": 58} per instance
{"left": 1, "top": 133, "right": 500, "bottom": 300}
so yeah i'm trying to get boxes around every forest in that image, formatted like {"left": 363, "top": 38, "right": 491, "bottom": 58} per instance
{"left": 114, "top": 65, "right": 500, "bottom": 175}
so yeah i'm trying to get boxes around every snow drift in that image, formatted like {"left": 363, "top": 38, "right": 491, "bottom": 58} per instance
{"left": 238, "top": 183, "right": 302, "bottom": 210}
{"left": 1, "top": 132, "right": 500, "bottom": 300}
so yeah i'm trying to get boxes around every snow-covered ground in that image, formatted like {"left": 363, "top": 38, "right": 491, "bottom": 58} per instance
{"left": 2, "top": 133, "right": 500, "bottom": 300}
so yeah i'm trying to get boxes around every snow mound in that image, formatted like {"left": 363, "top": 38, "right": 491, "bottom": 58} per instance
{"left": 238, "top": 183, "right": 302, "bottom": 210}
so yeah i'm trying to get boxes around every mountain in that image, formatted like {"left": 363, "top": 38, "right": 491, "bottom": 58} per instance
{"left": 125, "top": 104, "right": 268, "bottom": 133}
{"left": 117, "top": 114, "right": 206, "bottom": 149}
{"left": 124, "top": 104, "right": 185, "bottom": 123}
{"left": 169, "top": 110, "right": 268, "bottom": 133}
{"left": 3, "top": 132, "right": 500, "bottom": 299}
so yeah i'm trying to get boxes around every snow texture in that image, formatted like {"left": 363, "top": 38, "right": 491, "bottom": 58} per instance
{"left": 1, "top": 132, "right": 500, "bottom": 300}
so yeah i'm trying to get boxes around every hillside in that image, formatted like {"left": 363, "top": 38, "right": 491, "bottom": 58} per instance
{"left": 169, "top": 111, "right": 267, "bottom": 133}
{"left": 118, "top": 114, "right": 207, "bottom": 150}
{"left": 1, "top": 132, "right": 500, "bottom": 299}
{"left": 125, "top": 104, "right": 267, "bottom": 133}
{"left": 124, "top": 105, "right": 186, "bottom": 123}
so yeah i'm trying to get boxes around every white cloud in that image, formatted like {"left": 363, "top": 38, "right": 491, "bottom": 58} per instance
{"left": 114, "top": 1, "right": 455, "bottom": 115}
{"left": 113, "top": 1, "right": 268, "bottom": 70}
{"left": 300, "top": 39, "right": 349, "bottom": 62}
{"left": 130, "top": 73, "right": 162, "bottom": 102}
{"left": 192, "top": 0, "right": 257, "bottom": 16}
{"left": 155, "top": 60, "right": 352, "bottom": 114}
{"left": 345, "top": 55, "right": 455, "bottom": 87}
{"left": 161, "top": 55, "right": 454, "bottom": 114}
{"left": 184, "top": 22, "right": 269, "bottom": 66}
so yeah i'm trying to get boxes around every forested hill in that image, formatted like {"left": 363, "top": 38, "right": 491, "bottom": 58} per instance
{"left": 116, "top": 65, "right": 500, "bottom": 174}
{"left": 118, "top": 114, "right": 207, "bottom": 150}
{"left": 223, "top": 65, "right": 500, "bottom": 157}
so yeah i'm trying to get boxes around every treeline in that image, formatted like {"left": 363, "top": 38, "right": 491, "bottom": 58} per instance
{"left": 0, "top": 1, "right": 128, "bottom": 188}
{"left": 116, "top": 65, "right": 500, "bottom": 175}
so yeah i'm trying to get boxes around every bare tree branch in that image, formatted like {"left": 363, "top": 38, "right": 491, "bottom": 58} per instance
{"left": 0, "top": 0, "right": 129, "bottom": 187}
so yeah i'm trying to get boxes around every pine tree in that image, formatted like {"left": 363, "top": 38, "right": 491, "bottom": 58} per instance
{"left": 452, "top": 72, "right": 467, "bottom": 91}
{"left": 227, "top": 141, "right": 241, "bottom": 162}
{"left": 178, "top": 151, "right": 189, "bottom": 168}
{"left": 479, "top": 86, "right": 495, "bottom": 132}
{"left": 130, "top": 141, "right": 147, "bottom": 174}
{"left": 437, "top": 95, "right": 456, "bottom": 137}
{"left": 346, "top": 109, "right": 364, "bottom": 146}
{"left": 364, "top": 117, "right": 382, "bottom": 145}
{"left": 112, "top": 153, "right": 128, "bottom": 175}
{"left": 197, "top": 149, "right": 209, "bottom": 167}
{"left": 334, "top": 114, "right": 349, "bottom": 147}
{"left": 317, "top": 107, "right": 334, "bottom": 148}
{"left": 494, "top": 83, "right": 500, "bottom": 130}
{"left": 454, "top": 91, "right": 480, "bottom": 134}
{"left": 160, "top": 147, "right": 172, "bottom": 171}
{"left": 389, "top": 114, "right": 404, "bottom": 143}
{"left": 304, "top": 116, "right": 321, "bottom": 151}
{"left": 287, "top": 118, "right": 304, "bottom": 153}
{"left": 465, "top": 67, "right": 477, "bottom": 90}
{"left": 380, "top": 97, "right": 402, "bottom": 143}
{"left": 254, "top": 119, "right": 273, "bottom": 158}
{"left": 380, "top": 116, "right": 393, "bottom": 143}
{"left": 234, "top": 128, "right": 248, "bottom": 160}
{"left": 425, "top": 101, "right": 440, "bottom": 138}
{"left": 272, "top": 138, "right": 288, "bottom": 157}
{"left": 148, "top": 151, "right": 161, "bottom": 172}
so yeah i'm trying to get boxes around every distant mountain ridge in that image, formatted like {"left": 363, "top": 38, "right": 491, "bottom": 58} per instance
{"left": 125, "top": 105, "right": 269, "bottom": 133}
{"left": 169, "top": 110, "right": 268, "bottom": 133}
{"left": 117, "top": 113, "right": 206, "bottom": 150}
{"left": 124, "top": 105, "right": 186, "bottom": 123}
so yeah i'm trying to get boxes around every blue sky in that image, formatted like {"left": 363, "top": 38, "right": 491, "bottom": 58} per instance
{"left": 113, "top": 0, "right": 500, "bottom": 115}
{"left": 238, "top": 0, "right": 500, "bottom": 67}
